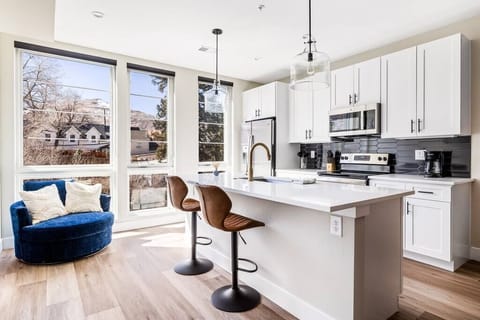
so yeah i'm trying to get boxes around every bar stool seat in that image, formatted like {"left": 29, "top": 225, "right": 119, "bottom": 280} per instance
{"left": 196, "top": 184, "right": 265, "bottom": 312}
{"left": 166, "top": 176, "right": 213, "bottom": 275}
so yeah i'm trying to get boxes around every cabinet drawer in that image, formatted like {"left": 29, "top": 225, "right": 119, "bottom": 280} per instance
{"left": 409, "top": 184, "right": 451, "bottom": 202}
{"left": 370, "top": 180, "right": 406, "bottom": 190}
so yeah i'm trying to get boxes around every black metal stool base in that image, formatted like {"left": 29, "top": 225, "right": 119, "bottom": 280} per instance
{"left": 211, "top": 285, "right": 261, "bottom": 312}
{"left": 174, "top": 258, "right": 213, "bottom": 275}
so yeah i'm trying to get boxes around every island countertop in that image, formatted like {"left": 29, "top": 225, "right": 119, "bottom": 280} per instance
{"left": 183, "top": 173, "right": 414, "bottom": 215}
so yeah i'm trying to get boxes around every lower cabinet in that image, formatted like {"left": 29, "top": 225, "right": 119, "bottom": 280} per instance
{"left": 404, "top": 198, "right": 450, "bottom": 261}
{"left": 370, "top": 178, "right": 471, "bottom": 271}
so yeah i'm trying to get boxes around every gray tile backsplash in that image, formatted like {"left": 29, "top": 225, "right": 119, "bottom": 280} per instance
{"left": 300, "top": 136, "right": 471, "bottom": 177}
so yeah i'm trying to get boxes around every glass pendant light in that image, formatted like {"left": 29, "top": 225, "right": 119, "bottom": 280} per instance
{"left": 290, "top": 0, "right": 330, "bottom": 91}
{"left": 204, "top": 28, "right": 227, "bottom": 113}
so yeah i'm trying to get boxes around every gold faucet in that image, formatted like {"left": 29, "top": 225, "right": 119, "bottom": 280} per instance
{"left": 248, "top": 142, "right": 271, "bottom": 181}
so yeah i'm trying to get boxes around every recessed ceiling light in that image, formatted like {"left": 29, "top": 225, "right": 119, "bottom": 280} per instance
{"left": 198, "top": 46, "right": 215, "bottom": 54}
{"left": 91, "top": 11, "right": 104, "bottom": 18}
{"left": 254, "top": 57, "right": 263, "bottom": 61}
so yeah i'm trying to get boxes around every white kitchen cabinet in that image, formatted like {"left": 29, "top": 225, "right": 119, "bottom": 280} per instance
{"left": 404, "top": 197, "right": 450, "bottom": 261}
{"left": 242, "top": 81, "right": 282, "bottom": 121}
{"left": 289, "top": 84, "right": 330, "bottom": 143}
{"left": 311, "top": 86, "right": 331, "bottom": 142}
{"left": 381, "top": 47, "right": 417, "bottom": 138}
{"left": 331, "top": 58, "right": 380, "bottom": 109}
{"left": 369, "top": 175, "right": 472, "bottom": 271}
{"left": 417, "top": 34, "right": 471, "bottom": 137}
{"left": 331, "top": 66, "right": 354, "bottom": 108}
{"left": 380, "top": 34, "right": 470, "bottom": 138}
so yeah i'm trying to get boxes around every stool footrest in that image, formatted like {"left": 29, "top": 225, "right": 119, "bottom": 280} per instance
{"left": 196, "top": 236, "right": 212, "bottom": 246}
{"left": 238, "top": 258, "right": 258, "bottom": 273}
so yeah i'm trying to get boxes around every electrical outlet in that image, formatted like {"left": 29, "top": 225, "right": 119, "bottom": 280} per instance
{"left": 310, "top": 150, "right": 316, "bottom": 158}
{"left": 330, "top": 215, "right": 343, "bottom": 237}
{"left": 415, "top": 150, "right": 426, "bottom": 161}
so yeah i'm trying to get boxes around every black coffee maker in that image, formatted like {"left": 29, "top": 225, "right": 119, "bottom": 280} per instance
{"left": 424, "top": 151, "right": 452, "bottom": 177}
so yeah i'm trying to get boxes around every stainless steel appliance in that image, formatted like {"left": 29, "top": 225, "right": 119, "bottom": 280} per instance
{"left": 316, "top": 152, "right": 392, "bottom": 185}
{"left": 329, "top": 103, "right": 381, "bottom": 137}
{"left": 240, "top": 118, "right": 275, "bottom": 177}
{"left": 424, "top": 151, "right": 452, "bottom": 177}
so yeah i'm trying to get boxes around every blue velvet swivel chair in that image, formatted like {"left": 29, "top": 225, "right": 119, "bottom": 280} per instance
{"left": 10, "top": 179, "right": 114, "bottom": 264}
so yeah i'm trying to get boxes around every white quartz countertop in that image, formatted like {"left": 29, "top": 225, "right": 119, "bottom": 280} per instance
{"left": 184, "top": 173, "right": 413, "bottom": 214}
{"left": 369, "top": 174, "right": 474, "bottom": 186}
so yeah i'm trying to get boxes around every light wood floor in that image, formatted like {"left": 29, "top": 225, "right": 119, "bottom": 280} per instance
{"left": 0, "top": 224, "right": 479, "bottom": 320}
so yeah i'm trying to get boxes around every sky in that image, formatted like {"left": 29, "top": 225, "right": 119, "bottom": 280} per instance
{"left": 23, "top": 52, "right": 168, "bottom": 116}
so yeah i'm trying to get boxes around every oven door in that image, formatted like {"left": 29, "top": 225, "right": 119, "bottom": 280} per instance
{"left": 329, "top": 103, "right": 380, "bottom": 137}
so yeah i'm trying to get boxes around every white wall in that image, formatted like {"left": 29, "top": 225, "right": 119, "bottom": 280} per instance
{"left": 0, "top": 5, "right": 258, "bottom": 244}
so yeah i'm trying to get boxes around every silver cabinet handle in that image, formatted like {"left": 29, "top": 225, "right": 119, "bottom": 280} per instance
{"left": 258, "top": 108, "right": 261, "bottom": 117}
{"left": 417, "top": 118, "right": 421, "bottom": 132}
{"left": 308, "top": 129, "right": 312, "bottom": 139}
{"left": 255, "top": 109, "right": 258, "bottom": 117}
{"left": 353, "top": 93, "right": 358, "bottom": 104}
{"left": 305, "top": 129, "right": 308, "bottom": 140}
{"left": 406, "top": 202, "right": 410, "bottom": 215}
{"left": 417, "top": 190, "right": 434, "bottom": 195}
{"left": 410, "top": 120, "right": 414, "bottom": 133}
{"left": 348, "top": 94, "right": 352, "bottom": 105}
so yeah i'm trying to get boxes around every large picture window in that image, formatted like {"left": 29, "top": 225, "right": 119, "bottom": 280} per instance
{"left": 129, "top": 69, "right": 172, "bottom": 166}
{"left": 21, "top": 51, "right": 113, "bottom": 166}
{"left": 198, "top": 81, "right": 231, "bottom": 163}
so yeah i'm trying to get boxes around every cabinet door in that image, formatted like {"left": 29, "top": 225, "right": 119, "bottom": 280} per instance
{"left": 311, "top": 86, "right": 330, "bottom": 143}
{"left": 331, "top": 65, "right": 354, "bottom": 108}
{"left": 289, "top": 89, "right": 312, "bottom": 143}
{"left": 354, "top": 57, "right": 381, "bottom": 105}
{"left": 404, "top": 198, "right": 451, "bottom": 261}
{"left": 381, "top": 47, "right": 417, "bottom": 138}
{"left": 242, "top": 88, "right": 259, "bottom": 121}
{"left": 260, "top": 82, "right": 277, "bottom": 118}
{"left": 417, "top": 34, "right": 461, "bottom": 136}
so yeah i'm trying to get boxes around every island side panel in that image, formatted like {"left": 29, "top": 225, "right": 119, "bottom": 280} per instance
{"left": 197, "top": 192, "right": 358, "bottom": 320}
{"left": 354, "top": 198, "right": 403, "bottom": 320}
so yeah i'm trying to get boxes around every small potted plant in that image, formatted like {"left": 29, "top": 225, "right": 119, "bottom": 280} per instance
{"left": 212, "top": 162, "right": 220, "bottom": 176}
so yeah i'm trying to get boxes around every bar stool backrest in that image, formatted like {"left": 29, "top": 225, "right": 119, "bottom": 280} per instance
{"left": 166, "top": 176, "right": 188, "bottom": 211}
{"left": 195, "top": 184, "right": 232, "bottom": 231}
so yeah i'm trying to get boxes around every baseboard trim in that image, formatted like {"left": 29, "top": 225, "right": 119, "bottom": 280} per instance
{"left": 112, "top": 213, "right": 184, "bottom": 233}
{"left": 198, "top": 245, "right": 335, "bottom": 320}
{"left": 2, "top": 236, "right": 14, "bottom": 250}
{"left": 470, "top": 247, "right": 480, "bottom": 262}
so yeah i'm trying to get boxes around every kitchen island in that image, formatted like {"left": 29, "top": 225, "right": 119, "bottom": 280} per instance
{"left": 184, "top": 173, "right": 414, "bottom": 320}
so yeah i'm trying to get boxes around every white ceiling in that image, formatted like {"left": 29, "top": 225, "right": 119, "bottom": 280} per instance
{"left": 54, "top": 0, "right": 480, "bottom": 84}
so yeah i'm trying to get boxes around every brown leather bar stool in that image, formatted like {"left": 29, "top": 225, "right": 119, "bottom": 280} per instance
{"left": 195, "top": 184, "right": 265, "bottom": 312}
{"left": 166, "top": 176, "right": 213, "bottom": 275}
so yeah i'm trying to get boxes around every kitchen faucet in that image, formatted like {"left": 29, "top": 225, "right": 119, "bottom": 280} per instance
{"left": 248, "top": 142, "right": 271, "bottom": 181}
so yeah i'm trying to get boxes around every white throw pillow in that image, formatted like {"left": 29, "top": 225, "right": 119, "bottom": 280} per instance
{"left": 19, "top": 184, "right": 67, "bottom": 224}
{"left": 65, "top": 181, "right": 102, "bottom": 213}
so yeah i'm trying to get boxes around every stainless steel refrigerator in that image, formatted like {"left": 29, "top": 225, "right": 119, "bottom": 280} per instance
{"left": 240, "top": 115, "right": 298, "bottom": 177}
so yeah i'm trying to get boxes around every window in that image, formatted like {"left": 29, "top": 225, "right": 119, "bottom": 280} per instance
{"left": 45, "top": 133, "right": 51, "bottom": 142}
{"left": 198, "top": 81, "right": 231, "bottom": 163}
{"left": 21, "top": 50, "right": 113, "bottom": 166}
{"left": 129, "top": 173, "right": 167, "bottom": 211}
{"left": 129, "top": 69, "right": 172, "bottom": 166}
{"left": 90, "top": 135, "right": 97, "bottom": 143}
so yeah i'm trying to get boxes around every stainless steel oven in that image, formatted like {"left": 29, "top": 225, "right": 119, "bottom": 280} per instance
{"left": 329, "top": 103, "right": 381, "bottom": 137}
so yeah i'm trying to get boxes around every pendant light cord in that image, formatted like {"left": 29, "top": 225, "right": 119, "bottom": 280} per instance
{"left": 308, "top": 0, "right": 313, "bottom": 61}
{"left": 215, "top": 32, "right": 219, "bottom": 88}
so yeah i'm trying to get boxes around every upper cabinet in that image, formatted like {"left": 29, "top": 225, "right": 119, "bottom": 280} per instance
{"left": 242, "top": 82, "right": 281, "bottom": 121}
{"left": 381, "top": 47, "right": 418, "bottom": 138}
{"left": 331, "top": 57, "right": 381, "bottom": 109}
{"left": 289, "top": 81, "right": 331, "bottom": 144}
{"left": 381, "top": 34, "right": 471, "bottom": 138}
{"left": 417, "top": 34, "right": 471, "bottom": 137}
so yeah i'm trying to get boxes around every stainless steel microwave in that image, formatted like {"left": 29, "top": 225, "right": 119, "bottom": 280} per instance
{"left": 329, "top": 103, "right": 381, "bottom": 137}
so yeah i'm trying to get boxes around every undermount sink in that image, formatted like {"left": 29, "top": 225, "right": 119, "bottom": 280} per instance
{"left": 235, "top": 176, "right": 293, "bottom": 184}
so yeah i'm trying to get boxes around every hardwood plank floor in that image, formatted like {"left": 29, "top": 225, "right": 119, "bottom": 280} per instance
{"left": 0, "top": 224, "right": 479, "bottom": 319}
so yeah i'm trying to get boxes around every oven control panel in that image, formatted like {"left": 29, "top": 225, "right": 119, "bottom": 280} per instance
{"left": 339, "top": 153, "right": 390, "bottom": 165}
